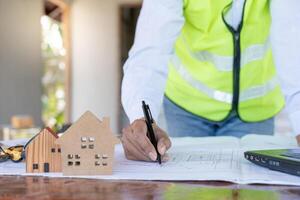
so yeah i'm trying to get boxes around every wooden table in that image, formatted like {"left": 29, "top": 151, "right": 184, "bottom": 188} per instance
{"left": 0, "top": 176, "right": 299, "bottom": 199}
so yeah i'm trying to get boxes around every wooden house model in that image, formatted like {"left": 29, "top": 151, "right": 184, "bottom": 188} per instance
{"left": 56, "top": 111, "right": 119, "bottom": 176}
{"left": 25, "top": 127, "right": 62, "bottom": 173}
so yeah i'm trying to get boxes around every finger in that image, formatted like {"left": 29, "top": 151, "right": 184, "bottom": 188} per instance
{"left": 131, "top": 119, "right": 148, "bottom": 136}
{"left": 157, "top": 136, "right": 172, "bottom": 155}
{"left": 123, "top": 136, "right": 151, "bottom": 161}
{"left": 121, "top": 126, "right": 150, "bottom": 161}
{"left": 122, "top": 126, "right": 132, "bottom": 136}
{"left": 128, "top": 140, "right": 152, "bottom": 161}
{"left": 122, "top": 126, "right": 143, "bottom": 160}
{"left": 128, "top": 120, "right": 158, "bottom": 160}
{"left": 131, "top": 128, "right": 157, "bottom": 161}
{"left": 121, "top": 126, "right": 133, "bottom": 148}
{"left": 162, "top": 153, "right": 170, "bottom": 162}
{"left": 152, "top": 124, "right": 172, "bottom": 155}
{"left": 124, "top": 132, "right": 153, "bottom": 159}
{"left": 122, "top": 145, "right": 135, "bottom": 160}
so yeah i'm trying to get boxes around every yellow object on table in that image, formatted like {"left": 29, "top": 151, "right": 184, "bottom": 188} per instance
{"left": 0, "top": 145, "right": 24, "bottom": 162}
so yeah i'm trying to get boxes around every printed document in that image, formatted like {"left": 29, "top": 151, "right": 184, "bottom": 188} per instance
{"left": 0, "top": 135, "right": 299, "bottom": 186}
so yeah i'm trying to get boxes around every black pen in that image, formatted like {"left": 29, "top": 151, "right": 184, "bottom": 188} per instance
{"left": 142, "top": 101, "right": 161, "bottom": 164}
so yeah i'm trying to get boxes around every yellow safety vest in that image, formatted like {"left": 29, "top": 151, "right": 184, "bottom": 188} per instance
{"left": 165, "top": 0, "right": 285, "bottom": 122}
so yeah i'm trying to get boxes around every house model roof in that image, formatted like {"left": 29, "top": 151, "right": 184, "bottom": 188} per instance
{"left": 25, "top": 127, "right": 58, "bottom": 149}
{"left": 56, "top": 111, "right": 119, "bottom": 146}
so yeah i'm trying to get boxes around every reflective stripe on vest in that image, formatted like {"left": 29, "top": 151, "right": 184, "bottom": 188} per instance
{"left": 170, "top": 55, "right": 279, "bottom": 104}
{"left": 181, "top": 35, "right": 271, "bottom": 72}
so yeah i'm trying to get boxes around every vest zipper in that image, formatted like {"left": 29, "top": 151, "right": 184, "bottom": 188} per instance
{"left": 222, "top": 0, "right": 247, "bottom": 114}
{"left": 222, "top": 23, "right": 242, "bottom": 113}
{"left": 232, "top": 31, "right": 241, "bottom": 111}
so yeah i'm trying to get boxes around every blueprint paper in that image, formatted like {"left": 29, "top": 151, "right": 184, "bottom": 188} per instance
{"left": 0, "top": 135, "right": 299, "bottom": 186}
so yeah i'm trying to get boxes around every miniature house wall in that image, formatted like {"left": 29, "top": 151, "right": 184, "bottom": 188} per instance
{"left": 26, "top": 127, "right": 62, "bottom": 173}
{"left": 56, "top": 111, "right": 119, "bottom": 176}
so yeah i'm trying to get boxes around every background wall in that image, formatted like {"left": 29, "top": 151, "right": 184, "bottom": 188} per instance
{"left": 0, "top": 0, "right": 43, "bottom": 126}
{"left": 71, "top": 0, "right": 141, "bottom": 133}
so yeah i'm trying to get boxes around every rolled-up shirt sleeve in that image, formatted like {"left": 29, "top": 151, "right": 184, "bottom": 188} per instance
{"left": 121, "top": 0, "right": 184, "bottom": 123}
{"left": 271, "top": 0, "right": 300, "bottom": 136}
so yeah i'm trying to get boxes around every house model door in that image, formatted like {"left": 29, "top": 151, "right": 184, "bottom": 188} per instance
{"left": 44, "top": 163, "right": 50, "bottom": 172}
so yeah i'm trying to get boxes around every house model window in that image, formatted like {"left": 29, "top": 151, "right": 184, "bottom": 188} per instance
{"left": 33, "top": 163, "right": 38, "bottom": 169}
{"left": 95, "top": 154, "right": 100, "bottom": 159}
{"left": 51, "top": 147, "right": 61, "bottom": 153}
{"left": 81, "top": 136, "right": 95, "bottom": 149}
{"left": 94, "top": 154, "right": 109, "bottom": 167}
{"left": 102, "top": 154, "right": 108, "bottom": 159}
{"left": 68, "top": 154, "right": 73, "bottom": 166}
{"left": 81, "top": 137, "right": 87, "bottom": 142}
{"left": 95, "top": 161, "right": 101, "bottom": 166}
{"left": 67, "top": 154, "right": 81, "bottom": 166}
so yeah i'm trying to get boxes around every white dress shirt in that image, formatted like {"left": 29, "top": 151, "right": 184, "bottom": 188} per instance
{"left": 121, "top": 0, "right": 300, "bottom": 136}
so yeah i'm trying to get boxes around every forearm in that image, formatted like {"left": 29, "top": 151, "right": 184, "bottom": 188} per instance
{"left": 121, "top": 0, "right": 184, "bottom": 122}
{"left": 122, "top": 54, "right": 170, "bottom": 122}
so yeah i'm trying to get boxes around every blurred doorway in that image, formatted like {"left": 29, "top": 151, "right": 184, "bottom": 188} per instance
{"left": 119, "top": 3, "right": 141, "bottom": 128}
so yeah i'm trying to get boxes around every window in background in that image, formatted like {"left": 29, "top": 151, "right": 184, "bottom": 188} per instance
{"left": 41, "top": 0, "right": 71, "bottom": 131}
{"left": 41, "top": 15, "right": 65, "bottom": 129}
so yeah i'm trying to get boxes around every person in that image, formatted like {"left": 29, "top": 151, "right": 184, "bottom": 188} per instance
{"left": 121, "top": 0, "right": 300, "bottom": 162}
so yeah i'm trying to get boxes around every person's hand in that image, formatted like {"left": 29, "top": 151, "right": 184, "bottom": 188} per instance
{"left": 296, "top": 135, "right": 300, "bottom": 146}
{"left": 121, "top": 118, "right": 171, "bottom": 162}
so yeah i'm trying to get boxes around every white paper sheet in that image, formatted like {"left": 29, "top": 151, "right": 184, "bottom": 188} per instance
{"left": 0, "top": 135, "right": 300, "bottom": 186}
